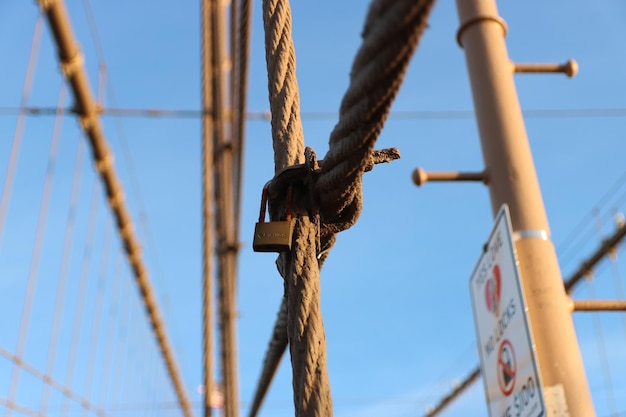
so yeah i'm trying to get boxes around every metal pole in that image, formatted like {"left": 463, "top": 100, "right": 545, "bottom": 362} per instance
{"left": 455, "top": 0, "right": 595, "bottom": 415}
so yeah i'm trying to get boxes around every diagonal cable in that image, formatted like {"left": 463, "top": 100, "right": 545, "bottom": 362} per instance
{"left": 35, "top": 1, "right": 193, "bottom": 415}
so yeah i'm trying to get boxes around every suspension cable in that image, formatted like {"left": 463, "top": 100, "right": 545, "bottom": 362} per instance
{"left": 60, "top": 178, "right": 100, "bottom": 417}
{"left": 201, "top": 0, "right": 215, "bottom": 416}
{"left": 5, "top": 83, "right": 66, "bottom": 417}
{"left": 0, "top": 15, "right": 43, "bottom": 250}
{"left": 232, "top": 0, "right": 252, "bottom": 245}
{"left": 0, "top": 347, "right": 108, "bottom": 417}
{"left": 211, "top": 0, "right": 240, "bottom": 412}
{"left": 39, "top": 133, "right": 86, "bottom": 416}
{"left": 36, "top": 2, "right": 193, "bottom": 414}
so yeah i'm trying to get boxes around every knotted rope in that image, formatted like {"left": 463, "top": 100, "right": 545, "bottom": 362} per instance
{"left": 254, "top": 0, "right": 436, "bottom": 416}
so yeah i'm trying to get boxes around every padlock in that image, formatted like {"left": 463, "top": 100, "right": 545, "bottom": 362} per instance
{"left": 253, "top": 184, "right": 296, "bottom": 252}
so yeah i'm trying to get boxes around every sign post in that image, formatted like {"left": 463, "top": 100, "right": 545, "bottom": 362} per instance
{"left": 470, "top": 205, "right": 545, "bottom": 417}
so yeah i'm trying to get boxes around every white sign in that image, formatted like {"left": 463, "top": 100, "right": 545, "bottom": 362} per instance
{"left": 469, "top": 205, "right": 545, "bottom": 417}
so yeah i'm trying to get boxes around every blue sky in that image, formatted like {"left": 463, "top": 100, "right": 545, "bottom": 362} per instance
{"left": 1, "top": 1, "right": 626, "bottom": 416}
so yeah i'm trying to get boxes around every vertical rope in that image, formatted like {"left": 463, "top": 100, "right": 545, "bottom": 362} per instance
{"left": 262, "top": 0, "right": 305, "bottom": 170}
{"left": 233, "top": 0, "right": 253, "bottom": 243}
{"left": 201, "top": 1, "right": 215, "bottom": 416}
{"left": 285, "top": 218, "right": 332, "bottom": 416}
{"left": 262, "top": 1, "right": 332, "bottom": 416}
{"left": 210, "top": 0, "right": 240, "bottom": 414}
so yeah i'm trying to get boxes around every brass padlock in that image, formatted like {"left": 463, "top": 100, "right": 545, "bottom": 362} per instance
{"left": 253, "top": 184, "right": 296, "bottom": 252}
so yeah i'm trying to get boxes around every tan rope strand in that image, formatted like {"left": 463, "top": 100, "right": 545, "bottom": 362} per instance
{"left": 263, "top": 0, "right": 304, "bottom": 169}
{"left": 233, "top": 0, "right": 252, "bottom": 245}
{"left": 285, "top": 217, "right": 332, "bottom": 416}
{"left": 37, "top": 2, "right": 193, "bottom": 415}
{"left": 210, "top": 0, "right": 240, "bottom": 414}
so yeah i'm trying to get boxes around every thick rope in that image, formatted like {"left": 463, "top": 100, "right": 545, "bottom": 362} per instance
{"left": 252, "top": 1, "right": 435, "bottom": 416}
{"left": 253, "top": 1, "right": 436, "bottom": 416}
{"left": 316, "top": 0, "right": 436, "bottom": 225}
{"left": 285, "top": 213, "right": 332, "bottom": 417}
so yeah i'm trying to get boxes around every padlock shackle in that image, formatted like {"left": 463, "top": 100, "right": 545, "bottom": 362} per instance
{"left": 258, "top": 181, "right": 272, "bottom": 223}
{"left": 285, "top": 187, "right": 292, "bottom": 221}
{"left": 258, "top": 181, "right": 293, "bottom": 223}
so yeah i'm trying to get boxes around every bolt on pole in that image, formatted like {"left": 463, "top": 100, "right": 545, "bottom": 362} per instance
{"left": 456, "top": 0, "right": 595, "bottom": 415}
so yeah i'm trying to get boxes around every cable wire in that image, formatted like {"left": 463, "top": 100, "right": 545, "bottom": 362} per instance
{"left": 39, "top": 133, "right": 86, "bottom": 416}
{"left": 60, "top": 178, "right": 101, "bottom": 417}
{"left": 37, "top": 2, "right": 193, "bottom": 413}
{"left": 4, "top": 106, "right": 626, "bottom": 121}
{"left": 0, "top": 347, "right": 108, "bottom": 417}
{"left": 0, "top": 15, "right": 43, "bottom": 251}
{"left": 5, "top": 83, "right": 66, "bottom": 417}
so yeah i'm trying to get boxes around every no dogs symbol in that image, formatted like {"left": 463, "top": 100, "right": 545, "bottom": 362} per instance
{"left": 497, "top": 339, "right": 516, "bottom": 396}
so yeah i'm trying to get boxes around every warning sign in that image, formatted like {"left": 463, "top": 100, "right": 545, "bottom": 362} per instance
{"left": 497, "top": 340, "right": 516, "bottom": 396}
{"left": 469, "top": 205, "right": 545, "bottom": 417}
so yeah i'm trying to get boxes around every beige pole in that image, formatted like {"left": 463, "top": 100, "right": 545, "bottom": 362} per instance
{"left": 456, "top": 0, "right": 595, "bottom": 415}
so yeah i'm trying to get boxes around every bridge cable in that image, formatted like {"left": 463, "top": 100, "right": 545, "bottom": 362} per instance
{"left": 588, "top": 212, "right": 618, "bottom": 416}
{"left": 60, "top": 179, "right": 101, "bottom": 417}
{"left": 232, "top": 0, "right": 252, "bottom": 241}
{"left": 5, "top": 84, "right": 66, "bottom": 417}
{"left": 83, "top": 219, "right": 114, "bottom": 409}
{"left": 80, "top": 0, "right": 178, "bottom": 346}
{"left": 35, "top": 2, "right": 194, "bottom": 414}
{"left": 0, "top": 15, "right": 42, "bottom": 251}
{"left": 201, "top": 0, "right": 216, "bottom": 415}
{"left": 38, "top": 134, "right": 86, "bottom": 415}
{"left": 209, "top": 0, "right": 241, "bottom": 414}
{"left": 97, "top": 250, "right": 124, "bottom": 410}
{"left": 0, "top": 346, "right": 108, "bottom": 417}
{"left": 252, "top": 0, "right": 436, "bottom": 416}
